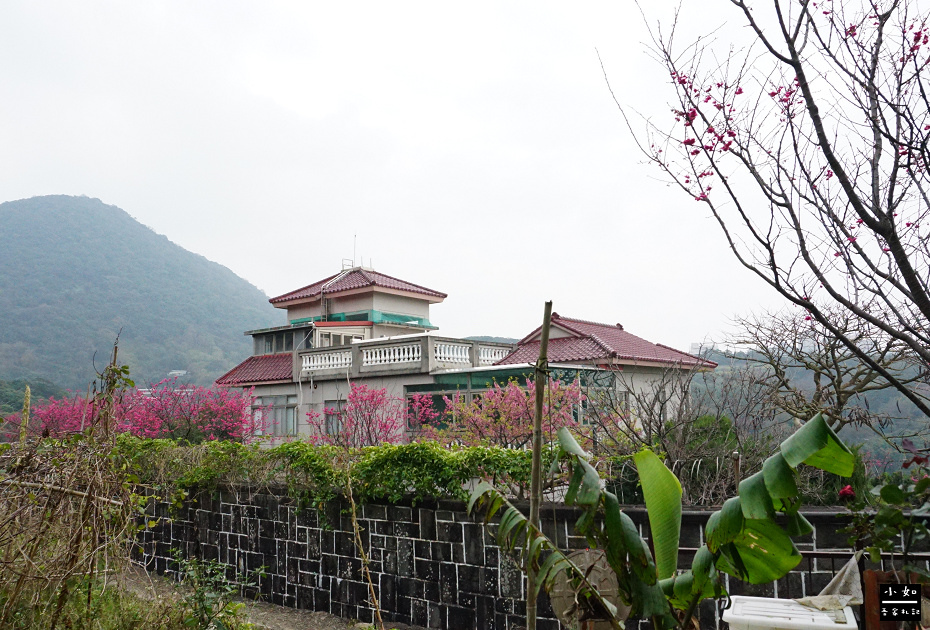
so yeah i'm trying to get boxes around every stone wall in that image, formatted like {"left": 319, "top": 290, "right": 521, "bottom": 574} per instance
{"left": 136, "top": 488, "right": 864, "bottom": 630}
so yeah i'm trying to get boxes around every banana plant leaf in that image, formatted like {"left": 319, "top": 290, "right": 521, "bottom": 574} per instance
{"left": 633, "top": 449, "right": 681, "bottom": 580}
{"left": 722, "top": 518, "right": 802, "bottom": 584}
{"left": 779, "top": 412, "right": 854, "bottom": 476}
{"left": 738, "top": 472, "right": 776, "bottom": 520}
{"left": 467, "top": 481, "right": 625, "bottom": 629}
{"left": 705, "top": 497, "right": 744, "bottom": 551}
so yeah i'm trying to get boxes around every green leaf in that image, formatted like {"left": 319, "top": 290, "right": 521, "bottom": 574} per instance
{"left": 880, "top": 484, "right": 908, "bottom": 505}
{"left": 784, "top": 511, "right": 814, "bottom": 537}
{"left": 720, "top": 519, "right": 801, "bottom": 584}
{"left": 575, "top": 459, "right": 603, "bottom": 507}
{"left": 875, "top": 505, "right": 904, "bottom": 527}
{"left": 689, "top": 545, "right": 714, "bottom": 597}
{"left": 633, "top": 581, "right": 676, "bottom": 626}
{"left": 634, "top": 449, "right": 681, "bottom": 580}
{"left": 739, "top": 472, "right": 775, "bottom": 520}
{"left": 604, "top": 491, "right": 655, "bottom": 582}
{"left": 467, "top": 481, "right": 494, "bottom": 514}
{"left": 762, "top": 453, "right": 798, "bottom": 502}
{"left": 557, "top": 427, "right": 589, "bottom": 458}
{"left": 705, "top": 497, "right": 743, "bottom": 551}
{"left": 780, "top": 413, "right": 853, "bottom": 476}
{"left": 563, "top": 465, "right": 585, "bottom": 506}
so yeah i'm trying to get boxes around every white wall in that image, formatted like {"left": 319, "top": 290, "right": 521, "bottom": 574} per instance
{"left": 372, "top": 292, "right": 431, "bottom": 318}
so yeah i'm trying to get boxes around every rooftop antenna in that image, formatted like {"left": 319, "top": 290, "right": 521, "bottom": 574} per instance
{"left": 353, "top": 234, "right": 357, "bottom": 267}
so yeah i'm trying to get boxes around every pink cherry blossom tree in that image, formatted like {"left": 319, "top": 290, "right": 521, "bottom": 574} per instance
{"left": 304, "top": 384, "right": 434, "bottom": 447}
{"left": 420, "top": 379, "right": 584, "bottom": 449}
{"left": 2, "top": 378, "right": 259, "bottom": 443}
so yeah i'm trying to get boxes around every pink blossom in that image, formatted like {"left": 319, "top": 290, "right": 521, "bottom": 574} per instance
{"left": 304, "top": 383, "right": 413, "bottom": 447}
{"left": 418, "top": 379, "right": 583, "bottom": 449}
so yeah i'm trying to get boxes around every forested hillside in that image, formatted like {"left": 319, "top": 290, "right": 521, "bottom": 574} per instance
{"left": 702, "top": 349, "right": 925, "bottom": 466}
{"left": 0, "top": 195, "right": 278, "bottom": 390}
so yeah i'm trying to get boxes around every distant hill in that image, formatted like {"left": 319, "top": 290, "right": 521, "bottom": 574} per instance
{"left": 700, "top": 348, "right": 925, "bottom": 465}
{"left": 0, "top": 195, "right": 278, "bottom": 390}
{"left": 465, "top": 336, "right": 519, "bottom": 344}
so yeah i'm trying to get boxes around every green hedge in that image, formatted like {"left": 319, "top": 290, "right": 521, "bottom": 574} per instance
{"left": 114, "top": 435, "right": 546, "bottom": 507}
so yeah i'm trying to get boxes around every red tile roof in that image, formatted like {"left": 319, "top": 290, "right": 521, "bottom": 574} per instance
{"left": 215, "top": 354, "right": 294, "bottom": 386}
{"left": 497, "top": 313, "right": 716, "bottom": 368}
{"left": 270, "top": 269, "right": 447, "bottom": 304}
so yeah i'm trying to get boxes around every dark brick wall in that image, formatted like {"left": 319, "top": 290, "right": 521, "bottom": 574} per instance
{"left": 136, "top": 490, "right": 867, "bottom": 630}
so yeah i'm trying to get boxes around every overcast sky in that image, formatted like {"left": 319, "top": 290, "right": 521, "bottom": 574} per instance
{"left": 0, "top": 2, "right": 786, "bottom": 349}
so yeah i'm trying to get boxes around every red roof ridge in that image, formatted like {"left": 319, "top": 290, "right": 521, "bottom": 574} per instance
{"left": 552, "top": 313, "right": 620, "bottom": 329}
{"left": 585, "top": 333, "right": 617, "bottom": 357}
{"left": 216, "top": 354, "right": 293, "bottom": 386}
{"left": 363, "top": 268, "right": 447, "bottom": 297}
{"left": 655, "top": 343, "right": 718, "bottom": 367}
{"left": 518, "top": 313, "right": 624, "bottom": 345}
{"left": 270, "top": 272, "right": 341, "bottom": 304}
{"left": 270, "top": 268, "right": 447, "bottom": 304}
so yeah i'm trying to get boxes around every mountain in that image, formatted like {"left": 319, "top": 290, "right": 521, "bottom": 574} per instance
{"left": 0, "top": 195, "right": 278, "bottom": 390}
{"left": 465, "top": 336, "right": 519, "bottom": 344}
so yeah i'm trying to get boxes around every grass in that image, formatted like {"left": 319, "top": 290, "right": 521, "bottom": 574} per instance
{"left": 0, "top": 573, "right": 255, "bottom": 630}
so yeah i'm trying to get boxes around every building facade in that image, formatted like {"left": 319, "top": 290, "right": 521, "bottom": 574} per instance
{"left": 216, "top": 267, "right": 715, "bottom": 441}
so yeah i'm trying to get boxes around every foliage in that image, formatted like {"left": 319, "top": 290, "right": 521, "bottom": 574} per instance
{"left": 585, "top": 363, "right": 782, "bottom": 506}
{"left": 353, "top": 441, "right": 542, "bottom": 504}
{"left": 0, "top": 378, "right": 66, "bottom": 415}
{"left": 2, "top": 379, "right": 259, "bottom": 444}
{"left": 267, "top": 440, "right": 342, "bottom": 510}
{"left": 421, "top": 378, "right": 583, "bottom": 449}
{"left": 172, "top": 550, "right": 261, "bottom": 630}
{"left": 113, "top": 433, "right": 541, "bottom": 506}
{"left": 469, "top": 414, "right": 854, "bottom": 629}
{"left": 0, "top": 343, "right": 143, "bottom": 629}
{"left": 0, "top": 194, "right": 278, "bottom": 390}
{"left": 0, "top": 576, "right": 191, "bottom": 630}
{"left": 847, "top": 438, "right": 930, "bottom": 578}
{"left": 632, "top": 0, "right": 930, "bottom": 417}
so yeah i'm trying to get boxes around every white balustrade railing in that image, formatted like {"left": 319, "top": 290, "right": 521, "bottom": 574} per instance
{"left": 302, "top": 350, "right": 352, "bottom": 371}
{"left": 362, "top": 343, "right": 422, "bottom": 367}
{"left": 478, "top": 345, "right": 509, "bottom": 366}
{"left": 434, "top": 342, "right": 471, "bottom": 364}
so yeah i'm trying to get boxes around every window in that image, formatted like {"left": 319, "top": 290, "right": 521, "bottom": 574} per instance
{"left": 258, "top": 332, "right": 295, "bottom": 354}
{"left": 253, "top": 395, "right": 298, "bottom": 436}
{"left": 324, "top": 400, "right": 344, "bottom": 436}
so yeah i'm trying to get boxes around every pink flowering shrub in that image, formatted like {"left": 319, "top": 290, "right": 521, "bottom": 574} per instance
{"left": 2, "top": 378, "right": 259, "bottom": 443}
{"left": 118, "top": 378, "right": 259, "bottom": 442}
{"left": 304, "top": 384, "right": 433, "bottom": 448}
{"left": 420, "top": 379, "right": 584, "bottom": 449}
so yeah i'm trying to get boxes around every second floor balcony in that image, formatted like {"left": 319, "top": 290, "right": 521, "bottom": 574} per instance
{"left": 297, "top": 334, "right": 513, "bottom": 379}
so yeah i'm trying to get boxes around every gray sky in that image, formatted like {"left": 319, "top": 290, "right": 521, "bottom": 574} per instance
{"left": 0, "top": 2, "right": 784, "bottom": 349}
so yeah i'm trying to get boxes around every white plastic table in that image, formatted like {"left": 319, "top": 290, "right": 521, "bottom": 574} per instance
{"left": 722, "top": 595, "right": 857, "bottom": 630}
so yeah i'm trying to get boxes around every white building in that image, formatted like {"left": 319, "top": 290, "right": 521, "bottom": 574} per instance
{"left": 216, "top": 266, "right": 715, "bottom": 440}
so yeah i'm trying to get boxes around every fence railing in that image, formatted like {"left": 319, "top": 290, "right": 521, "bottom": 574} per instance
{"left": 361, "top": 343, "right": 421, "bottom": 367}
{"left": 301, "top": 350, "right": 352, "bottom": 371}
